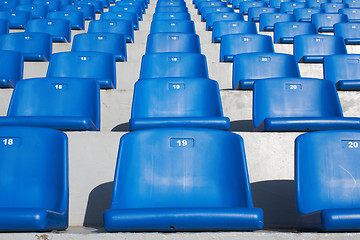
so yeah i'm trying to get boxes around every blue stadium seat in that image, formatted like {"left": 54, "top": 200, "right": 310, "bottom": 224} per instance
{"left": 280, "top": 2, "right": 307, "bottom": 13}
{"left": 339, "top": 8, "right": 360, "bottom": 22}
{"left": 152, "top": 12, "right": 191, "bottom": 21}
{"left": 63, "top": 4, "right": 95, "bottom": 21}
{"left": 270, "top": 0, "right": 292, "bottom": 8}
{"left": 75, "top": 0, "right": 104, "bottom": 14}
{"left": 155, "top": 6, "right": 188, "bottom": 13}
{"left": 25, "top": 18, "right": 71, "bottom": 43}
{"left": 0, "top": 32, "right": 51, "bottom": 61}
{"left": 59, "top": 0, "right": 72, "bottom": 7}
{"left": 0, "top": 50, "right": 23, "bottom": 88}
{"left": 240, "top": 1, "right": 267, "bottom": 15}
{"left": 248, "top": 7, "right": 279, "bottom": 22}
{"left": 274, "top": 22, "right": 317, "bottom": 43}
{"left": 33, "top": 0, "right": 61, "bottom": 11}
{"left": 321, "top": 3, "right": 349, "bottom": 13}
{"left": 0, "top": 126, "right": 68, "bottom": 231}
{"left": 201, "top": 7, "right": 234, "bottom": 22}
{"left": 72, "top": 32, "right": 127, "bottom": 62}
{"left": 334, "top": 22, "right": 360, "bottom": 44}
{"left": 101, "top": 11, "right": 139, "bottom": 30}
{"left": 157, "top": 1, "right": 186, "bottom": 7}
{"left": 312, "top": 13, "right": 348, "bottom": 32}
{"left": 140, "top": 52, "right": 208, "bottom": 79}
{"left": 306, "top": 0, "right": 330, "bottom": 8}
{"left": 259, "top": 13, "right": 296, "bottom": 31}
{"left": 206, "top": 12, "right": 243, "bottom": 31}
{"left": 220, "top": 34, "right": 274, "bottom": 62}
{"left": 343, "top": 0, "right": 360, "bottom": 7}
{"left": 294, "top": 8, "right": 323, "bottom": 22}
{"left": 0, "top": 0, "right": 18, "bottom": 11}
{"left": 0, "top": 11, "right": 30, "bottom": 29}
{"left": 324, "top": 54, "right": 360, "bottom": 90}
{"left": 0, "top": 18, "right": 8, "bottom": 35}
{"left": 294, "top": 34, "right": 347, "bottom": 63}
{"left": 15, "top": 4, "right": 49, "bottom": 19}
{"left": 0, "top": 78, "right": 100, "bottom": 130}
{"left": 145, "top": 32, "right": 200, "bottom": 54}
{"left": 150, "top": 20, "right": 196, "bottom": 33}
{"left": 47, "top": 51, "right": 116, "bottom": 89}
{"left": 130, "top": 78, "right": 229, "bottom": 130}
{"left": 232, "top": 52, "right": 300, "bottom": 89}
{"left": 88, "top": 19, "right": 134, "bottom": 43}
{"left": 18, "top": 0, "right": 33, "bottom": 4}
{"left": 116, "top": 1, "right": 145, "bottom": 14}
{"left": 47, "top": 10, "right": 85, "bottom": 30}
{"left": 197, "top": 1, "right": 226, "bottom": 14}
{"left": 296, "top": 130, "right": 360, "bottom": 231}
{"left": 212, "top": 20, "right": 257, "bottom": 43}
{"left": 253, "top": 78, "right": 360, "bottom": 131}
{"left": 110, "top": 5, "right": 142, "bottom": 20}
{"left": 103, "top": 128, "right": 263, "bottom": 231}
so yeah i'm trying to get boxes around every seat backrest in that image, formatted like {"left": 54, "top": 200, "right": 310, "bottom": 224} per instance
{"left": 306, "top": 0, "right": 330, "bottom": 8}
{"left": 0, "top": 18, "right": 8, "bottom": 35}
{"left": 294, "top": 8, "right": 323, "bottom": 22}
{"left": 296, "top": 130, "right": 360, "bottom": 214}
{"left": 201, "top": 7, "right": 234, "bottom": 21}
{"left": 139, "top": 52, "right": 208, "bottom": 79}
{"left": 253, "top": 78, "right": 343, "bottom": 128}
{"left": 323, "top": 54, "right": 360, "bottom": 85}
{"left": 198, "top": 1, "right": 226, "bottom": 13}
{"left": 88, "top": 19, "right": 134, "bottom": 43}
{"left": 100, "top": 11, "right": 138, "bottom": 30}
{"left": 248, "top": 7, "right": 279, "bottom": 22}
{"left": 311, "top": 13, "right": 349, "bottom": 32}
{"left": 47, "top": 11, "right": 85, "bottom": 30}
{"left": 240, "top": 1, "right": 268, "bottom": 15}
{"left": 270, "top": 0, "right": 292, "bottom": 8}
{"left": 15, "top": 4, "right": 49, "bottom": 19}
{"left": 0, "top": 50, "right": 23, "bottom": 88}
{"left": 25, "top": 18, "right": 71, "bottom": 43}
{"left": 63, "top": 4, "right": 95, "bottom": 20}
{"left": 155, "top": 6, "right": 188, "bottom": 13}
{"left": 111, "top": 128, "right": 254, "bottom": 209}
{"left": 259, "top": 13, "right": 296, "bottom": 31}
{"left": 74, "top": 0, "right": 103, "bottom": 13}
{"left": 157, "top": 1, "right": 186, "bottom": 6}
{"left": 274, "top": 22, "right": 317, "bottom": 43}
{"left": 152, "top": 12, "right": 191, "bottom": 21}
{"left": 334, "top": 22, "right": 360, "bottom": 44}
{"left": 320, "top": 3, "right": 349, "bottom": 13}
{"left": 33, "top": 0, "right": 61, "bottom": 11}
{"left": 206, "top": 12, "right": 244, "bottom": 30}
{"left": 0, "top": 11, "right": 30, "bottom": 29}
{"left": 280, "top": 2, "right": 307, "bottom": 14}
{"left": 150, "top": 20, "right": 195, "bottom": 33}
{"left": 0, "top": 0, "right": 18, "bottom": 11}
{"left": 212, "top": 20, "right": 257, "bottom": 43}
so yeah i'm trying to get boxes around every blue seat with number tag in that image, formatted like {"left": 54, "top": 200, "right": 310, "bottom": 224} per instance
{"left": 248, "top": 7, "right": 279, "bottom": 22}
{"left": 334, "top": 22, "right": 360, "bottom": 44}
{"left": 240, "top": 1, "right": 268, "bottom": 15}
{"left": 0, "top": 77, "right": 100, "bottom": 131}
{"left": 306, "top": 0, "right": 329, "bottom": 8}
{"left": 197, "top": 1, "right": 226, "bottom": 14}
{"left": 0, "top": 11, "right": 30, "bottom": 29}
{"left": 259, "top": 13, "right": 296, "bottom": 31}
{"left": 232, "top": 52, "right": 300, "bottom": 89}
{"left": 296, "top": 130, "right": 360, "bottom": 231}
{"left": 25, "top": 18, "right": 71, "bottom": 43}
{"left": 63, "top": 4, "right": 95, "bottom": 21}
{"left": 0, "top": 50, "right": 23, "bottom": 88}
{"left": 140, "top": 52, "right": 208, "bottom": 79}
{"left": 294, "top": 8, "right": 323, "bottom": 22}
{"left": 152, "top": 12, "right": 191, "bottom": 21}
{"left": 75, "top": 0, "right": 104, "bottom": 14}
{"left": 88, "top": 19, "right": 134, "bottom": 43}
{"left": 110, "top": 5, "right": 143, "bottom": 21}
{"left": 201, "top": 7, "right": 234, "bottom": 22}
{"left": 33, "top": 0, "right": 61, "bottom": 12}
{"left": 47, "top": 51, "right": 116, "bottom": 89}
{"left": 103, "top": 128, "right": 264, "bottom": 231}
{"left": 0, "top": 0, "right": 18, "bottom": 11}
{"left": 47, "top": 11, "right": 85, "bottom": 30}
{"left": 339, "top": 8, "right": 360, "bottom": 22}
{"left": 206, "top": 12, "right": 244, "bottom": 31}
{"left": 0, "top": 126, "right": 68, "bottom": 232}
{"left": 101, "top": 11, "right": 139, "bottom": 30}
{"left": 280, "top": 2, "right": 307, "bottom": 14}
{"left": 130, "top": 78, "right": 229, "bottom": 130}
{"left": 274, "top": 22, "right": 317, "bottom": 44}
{"left": 253, "top": 77, "right": 360, "bottom": 131}
{"left": 15, "top": 4, "right": 49, "bottom": 19}
{"left": 150, "top": 20, "right": 196, "bottom": 33}
{"left": 212, "top": 20, "right": 257, "bottom": 43}
{"left": 312, "top": 13, "right": 349, "bottom": 32}
{"left": 320, "top": 3, "right": 349, "bottom": 13}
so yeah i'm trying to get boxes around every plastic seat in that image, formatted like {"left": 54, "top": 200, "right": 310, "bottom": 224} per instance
{"left": 150, "top": 20, "right": 195, "bottom": 33}
{"left": 0, "top": 32, "right": 51, "bottom": 61}
{"left": 280, "top": 2, "right": 307, "bottom": 13}
{"left": 343, "top": 0, "right": 360, "bottom": 7}
{"left": 15, "top": 4, "right": 49, "bottom": 19}
{"left": 63, "top": 4, "right": 95, "bottom": 21}
{"left": 220, "top": 34, "right": 274, "bottom": 62}
{"left": 0, "top": 126, "right": 68, "bottom": 232}
{"left": 312, "top": 13, "right": 348, "bottom": 32}
{"left": 269, "top": 0, "right": 292, "bottom": 8}
{"left": 130, "top": 78, "right": 229, "bottom": 130}
{"left": 0, "top": 11, "right": 30, "bottom": 29}
{"left": 0, "top": 50, "right": 23, "bottom": 88}
{"left": 306, "top": 0, "right": 330, "bottom": 8}
{"left": 212, "top": 20, "right": 257, "bottom": 43}
{"left": 145, "top": 33, "right": 200, "bottom": 54}
{"left": 294, "top": 8, "right": 323, "bottom": 22}
{"left": 334, "top": 22, "right": 360, "bottom": 44}
{"left": 47, "top": 11, "right": 85, "bottom": 30}
{"left": 195, "top": 0, "right": 220, "bottom": 9}
{"left": 0, "top": 18, "right": 8, "bottom": 35}
{"left": 323, "top": 54, "right": 360, "bottom": 90}
{"left": 206, "top": 12, "right": 243, "bottom": 31}
{"left": 0, "top": 78, "right": 100, "bottom": 130}
{"left": 157, "top": 1, "right": 186, "bottom": 7}
{"left": 117, "top": 0, "right": 145, "bottom": 15}
{"left": 274, "top": 22, "right": 317, "bottom": 43}
{"left": 296, "top": 130, "right": 360, "bottom": 231}
{"left": 0, "top": 0, "right": 18, "bottom": 11}
{"left": 47, "top": 51, "right": 116, "bottom": 89}
{"left": 201, "top": 7, "right": 234, "bottom": 22}
{"left": 240, "top": 1, "right": 267, "bottom": 15}
{"left": 103, "top": 128, "right": 264, "bottom": 231}
{"left": 33, "top": 0, "right": 61, "bottom": 11}
{"left": 233, "top": 52, "right": 300, "bottom": 89}
{"left": 197, "top": 1, "right": 227, "bottom": 14}
{"left": 140, "top": 53, "right": 208, "bottom": 79}
{"left": 259, "top": 13, "right": 296, "bottom": 31}
{"left": 72, "top": 32, "right": 127, "bottom": 62}
{"left": 321, "top": 3, "right": 349, "bottom": 13}
{"left": 18, "top": 0, "right": 33, "bottom": 4}
{"left": 88, "top": 19, "right": 134, "bottom": 43}
{"left": 232, "top": 0, "right": 254, "bottom": 10}
{"left": 25, "top": 18, "right": 71, "bottom": 43}
{"left": 75, "top": 0, "right": 104, "bottom": 14}
{"left": 253, "top": 77, "right": 360, "bottom": 131}
{"left": 248, "top": 7, "right": 279, "bottom": 22}
{"left": 155, "top": 6, "right": 188, "bottom": 13}
{"left": 101, "top": 11, "right": 139, "bottom": 30}
{"left": 339, "top": 8, "right": 360, "bottom": 22}
{"left": 294, "top": 34, "right": 347, "bottom": 63}
{"left": 59, "top": 0, "right": 72, "bottom": 7}
{"left": 152, "top": 12, "right": 191, "bottom": 21}
{"left": 110, "top": 5, "right": 142, "bottom": 21}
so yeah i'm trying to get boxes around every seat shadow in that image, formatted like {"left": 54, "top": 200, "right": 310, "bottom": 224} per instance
{"left": 111, "top": 122, "right": 130, "bottom": 132}
{"left": 229, "top": 120, "right": 254, "bottom": 132}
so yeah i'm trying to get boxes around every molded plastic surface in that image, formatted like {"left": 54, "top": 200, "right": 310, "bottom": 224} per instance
{"left": 220, "top": 33, "right": 274, "bottom": 62}
{"left": 0, "top": 126, "right": 68, "bottom": 231}
{"left": 0, "top": 11, "right": 30, "bottom": 29}
{"left": 206, "top": 12, "right": 243, "bottom": 31}
{"left": 0, "top": 32, "right": 52, "bottom": 61}
{"left": 72, "top": 32, "right": 127, "bottom": 61}
{"left": 63, "top": 4, "right": 95, "bottom": 20}
{"left": 88, "top": 19, "right": 134, "bottom": 43}
{"left": 294, "top": 8, "right": 323, "bottom": 22}
{"left": 240, "top": 1, "right": 267, "bottom": 15}
{"left": 150, "top": 20, "right": 195, "bottom": 33}
{"left": 212, "top": 20, "right": 257, "bottom": 43}
{"left": 0, "top": 78, "right": 100, "bottom": 130}
{"left": 296, "top": 130, "right": 360, "bottom": 231}
{"left": 101, "top": 11, "right": 139, "bottom": 30}
{"left": 270, "top": 0, "right": 292, "bottom": 8}
{"left": 47, "top": 11, "right": 85, "bottom": 30}
{"left": 0, "top": 0, "right": 18, "bottom": 10}
{"left": 339, "top": 8, "right": 360, "bottom": 22}
{"left": 274, "top": 22, "right": 317, "bottom": 43}
{"left": 0, "top": 50, "right": 23, "bottom": 88}
{"left": 343, "top": 0, "right": 360, "bottom": 7}
{"left": 16, "top": 4, "right": 49, "bottom": 19}
{"left": 253, "top": 78, "right": 360, "bottom": 131}
{"left": 155, "top": 6, "right": 188, "bottom": 13}
{"left": 139, "top": 52, "right": 208, "bottom": 79}
{"left": 294, "top": 34, "right": 347, "bottom": 62}
{"left": 130, "top": 78, "right": 229, "bottom": 130}
{"left": 47, "top": 51, "right": 116, "bottom": 89}
{"left": 312, "top": 13, "right": 348, "bottom": 32}
{"left": 259, "top": 13, "right": 296, "bottom": 31}
{"left": 323, "top": 54, "right": 360, "bottom": 90}
{"left": 103, "top": 128, "right": 263, "bottom": 231}
{"left": 280, "top": 2, "right": 307, "bottom": 13}
{"left": 306, "top": 0, "right": 330, "bottom": 8}
{"left": 26, "top": 18, "right": 71, "bottom": 43}
{"left": 232, "top": 52, "right": 300, "bottom": 89}
{"left": 201, "top": 6, "right": 234, "bottom": 22}
{"left": 320, "top": 3, "right": 349, "bottom": 13}
{"left": 157, "top": 1, "right": 186, "bottom": 7}
{"left": 197, "top": 1, "right": 226, "bottom": 14}
{"left": 0, "top": 19, "right": 8, "bottom": 36}
{"left": 145, "top": 32, "right": 200, "bottom": 54}
{"left": 33, "top": 0, "right": 61, "bottom": 11}
{"left": 334, "top": 22, "right": 360, "bottom": 44}
{"left": 248, "top": 7, "right": 279, "bottom": 22}
{"left": 75, "top": 0, "right": 103, "bottom": 14}
{"left": 110, "top": 5, "right": 142, "bottom": 20}
{"left": 152, "top": 12, "right": 191, "bottom": 21}
{"left": 116, "top": 0, "right": 145, "bottom": 14}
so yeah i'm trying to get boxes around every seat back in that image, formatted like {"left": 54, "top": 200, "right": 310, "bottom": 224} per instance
{"left": 212, "top": 20, "right": 257, "bottom": 43}
{"left": 248, "top": 7, "right": 279, "bottom": 22}
{"left": 294, "top": 8, "right": 323, "bottom": 22}
{"left": 324, "top": 54, "right": 360, "bottom": 85}
{"left": 280, "top": 2, "right": 307, "bottom": 14}
{"left": 74, "top": 0, "right": 103, "bottom": 14}
{"left": 334, "top": 22, "right": 360, "bottom": 44}
{"left": 15, "top": 4, "right": 49, "bottom": 19}
{"left": 206, "top": 12, "right": 243, "bottom": 31}
{"left": 312, "top": 13, "right": 349, "bottom": 32}
{"left": 0, "top": 11, "right": 30, "bottom": 29}
{"left": 33, "top": 0, "right": 61, "bottom": 11}
{"left": 274, "top": 22, "right": 317, "bottom": 43}
{"left": 259, "top": 13, "right": 296, "bottom": 31}
{"left": 63, "top": 4, "right": 95, "bottom": 20}
{"left": 152, "top": 12, "right": 191, "bottom": 21}
{"left": 306, "top": 0, "right": 329, "bottom": 8}
{"left": 320, "top": 3, "right": 349, "bottom": 13}
{"left": 0, "top": 18, "right": 8, "bottom": 35}
{"left": 47, "top": 10, "right": 85, "bottom": 30}
{"left": 157, "top": 1, "right": 186, "bottom": 7}
{"left": 0, "top": 0, "right": 18, "bottom": 10}
{"left": 270, "top": 0, "right": 292, "bottom": 8}
{"left": 198, "top": 1, "right": 226, "bottom": 14}
{"left": 101, "top": 11, "right": 139, "bottom": 30}
{"left": 109, "top": 5, "right": 142, "bottom": 20}
{"left": 88, "top": 19, "right": 134, "bottom": 43}
{"left": 0, "top": 50, "right": 23, "bottom": 88}
{"left": 201, "top": 6, "right": 234, "bottom": 21}
{"left": 25, "top": 18, "right": 71, "bottom": 43}
{"left": 240, "top": 1, "right": 267, "bottom": 15}
{"left": 150, "top": 20, "right": 195, "bottom": 33}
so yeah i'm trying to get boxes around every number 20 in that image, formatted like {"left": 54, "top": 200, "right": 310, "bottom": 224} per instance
{"left": 348, "top": 142, "right": 358, "bottom": 148}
